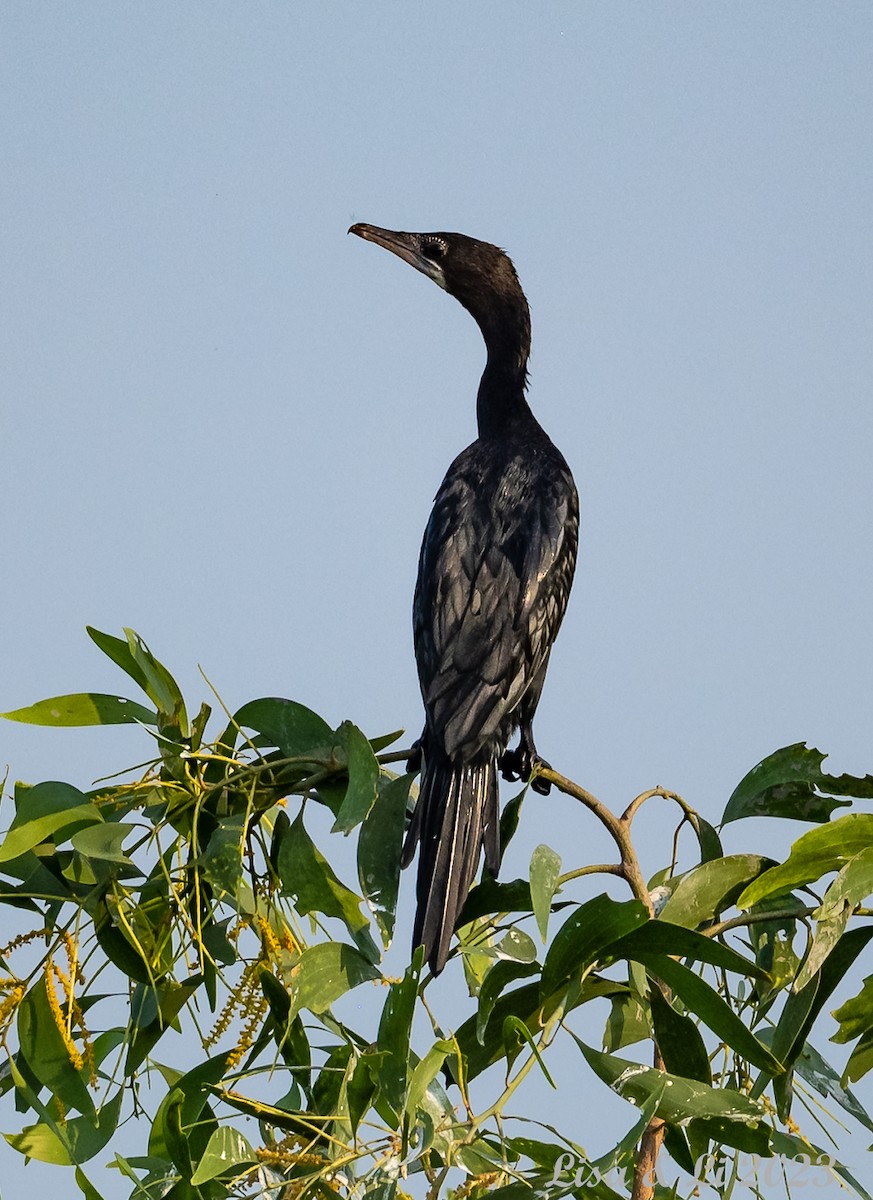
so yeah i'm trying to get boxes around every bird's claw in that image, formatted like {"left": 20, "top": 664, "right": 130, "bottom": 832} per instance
{"left": 530, "top": 766, "right": 553, "bottom": 796}
{"left": 499, "top": 747, "right": 552, "bottom": 795}
{"left": 498, "top": 747, "right": 523, "bottom": 782}
{"left": 406, "top": 740, "right": 423, "bottom": 775}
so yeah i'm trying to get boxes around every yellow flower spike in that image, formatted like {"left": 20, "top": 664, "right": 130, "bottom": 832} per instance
{"left": 205, "top": 971, "right": 248, "bottom": 1049}
{"left": 256, "top": 1147, "right": 326, "bottom": 1168}
{"left": 1, "top": 927, "right": 50, "bottom": 956}
{"left": 44, "top": 959, "right": 84, "bottom": 1072}
{"left": 0, "top": 982, "right": 26, "bottom": 1033}
{"left": 70, "top": 994, "right": 97, "bottom": 1086}
{"left": 205, "top": 959, "right": 266, "bottom": 1055}
{"left": 255, "top": 914, "right": 282, "bottom": 962}
{"left": 60, "top": 930, "right": 85, "bottom": 986}
{"left": 226, "top": 970, "right": 269, "bottom": 1071}
{"left": 280, "top": 927, "right": 300, "bottom": 955}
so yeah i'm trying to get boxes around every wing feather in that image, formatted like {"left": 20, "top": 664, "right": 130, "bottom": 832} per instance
{"left": 414, "top": 440, "right": 578, "bottom": 760}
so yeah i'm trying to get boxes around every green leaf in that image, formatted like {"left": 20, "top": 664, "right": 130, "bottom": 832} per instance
{"left": 190, "top": 1127, "right": 257, "bottom": 1184}
{"left": 332, "top": 721, "right": 380, "bottom": 833}
{"left": 722, "top": 743, "right": 871, "bottom": 826}
{"left": 18, "top": 978, "right": 95, "bottom": 1116}
{"left": 691, "top": 816, "right": 723, "bottom": 864}
{"left": 476, "top": 960, "right": 539, "bottom": 1045}
{"left": 649, "top": 981, "right": 710, "bottom": 1084}
{"left": 604, "top": 992, "right": 650, "bottom": 1052}
{"left": 3, "top": 1090, "right": 123, "bottom": 1167}
{"left": 357, "top": 773, "right": 412, "bottom": 946}
{"left": 1, "top": 692, "right": 157, "bottom": 727}
{"left": 795, "top": 903, "right": 852, "bottom": 993}
{"left": 499, "top": 786, "right": 527, "bottom": 854}
{"left": 70, "top": 822, "right": 137, "bottom": 865}
{"left": 738, "top": 814, "right": 873, "bottom": 908}
{"left": 455, "top": 975, "right": 624, "bottom": 1083}
{"left": 260, "top": 969, "right": 312, "bottom": 1096}
{"left": 123, "top": 628, "right": 188, "bottom": 734}
{"left": 405, "top": 1040, "right": 454, "bottom": 1118}
{"left": 147, "top": 1053, "right": 229, "bottom": 1167}
{"left": 368, "top": 728, "right": 405, "bottom": 752}
{"left": 755, "top": 926, "right": 873, "bottom": 1095}
{"left": 633, "top": 955, "right": 783, "bottom": 1073}
{"left": 375, "top": 954, "right": 421, "bottom": 1115}
{"left": 86, "top": 625, "right": 150, "bottom": 693}
{"left": 460, "top": 877, "right": 535, "bottom": 923}
{"left": 125, "top": 977, "right": 202, "bottom": 1075}
{"left": 74, "top": 1167, "right": 105, "bottom": 1200}
{"left": 574, "top": 1038, "right": 771, "bottom": 1153}
{"left": 346, "top": 1049, "right": 378, "bottom": 1135}
{"left": 493, "top": 927, "right": 538, "bottom": 964}
{"left": 791, "top": 1040, "right": 873, "bottom": 1132}
{"left": 234, "top": 697, "right": 333, "bottom": 758}
{"left": 541, "top": 895, "right": 649, "bottom": 997}
{"left": 502, "top": 1015, "right": 555, "bottom": 1086}
{"left": 276, "top": 811, "right": 377, "bottom": 959}
{"left": 286, "top": 942, "right": 380, "bottom": 1021}
{"left": 820, "top": 844, "right": 873, "bottom": 911}
{"left": 659, "top": 854, "right": 772, "bottom": 929}
{"left": 0, "top": 781, "right": 102, "bottom": 862}
{"left": 201, "top": 816, "right": 246, "bottom": 898}
{"left": 844, "top": 1028, "right": 873, "bottom": 1084}
{"left": 832, "top": 974, "right": 873, "bottom": 1046}
{"left": 530, "top": 844, "right": 561, "bottom": 942}
{"left": 607, "top": 918, "right": 769, "bottom": 979}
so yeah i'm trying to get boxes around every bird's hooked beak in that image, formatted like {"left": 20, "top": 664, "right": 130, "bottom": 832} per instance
{"left": 349, "top": 223, "right": 447, "bottom": 290}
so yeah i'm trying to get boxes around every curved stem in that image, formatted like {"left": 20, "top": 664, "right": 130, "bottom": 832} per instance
{"left": 558, "top": 863, "right": 624, "bottom": 886}
{"left": 538, "top": 767, "right": 653, "bottom": 915}
{"left": 471, "top": 1004, "right": 563, "bottom": 1130}
{"left": 703, "top": 906, "right": 816, "bottom": 939}
{"left": 537, "top": 766, "right": 668, "bottom": 1200}
{"left": 376, "top": 748, "right": 417, "bottom": 766}
{"left": 621, "top": 785, "right": 696, "bottom": 827}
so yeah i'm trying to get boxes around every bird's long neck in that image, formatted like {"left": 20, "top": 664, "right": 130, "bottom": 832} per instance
{"left": 473, "top": 293, "right": 537, "bottom": 441}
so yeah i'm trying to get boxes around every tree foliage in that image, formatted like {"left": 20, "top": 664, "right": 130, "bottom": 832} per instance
{"left": 2, "top": 628, "right": 873, "bottom": 1199}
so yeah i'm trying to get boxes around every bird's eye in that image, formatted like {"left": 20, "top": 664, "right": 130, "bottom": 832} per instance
{"left": 421, "top": 237, "right": 447, "bottom": 260}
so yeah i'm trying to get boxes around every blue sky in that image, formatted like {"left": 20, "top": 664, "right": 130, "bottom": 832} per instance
{"left": 2, "top": 4, "right": 872, "bottom": 1194}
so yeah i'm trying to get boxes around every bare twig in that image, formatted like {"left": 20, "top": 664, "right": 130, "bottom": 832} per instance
{"left": 538, "top": 767, "right": 653, "bottom": 915}
{"left": 537, "top": 767, "right": 683, "bottom": 1200}
{"left": 703, "top": 906, "right": 816, "bottom": 939}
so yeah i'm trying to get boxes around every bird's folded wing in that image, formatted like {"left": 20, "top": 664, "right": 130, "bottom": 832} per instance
{"left": 415, "top": 456, "right": 577, "bottom": 760}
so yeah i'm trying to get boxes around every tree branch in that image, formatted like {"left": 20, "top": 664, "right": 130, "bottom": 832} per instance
{"left": 538, "top": 767, "right": 653, "bottom": 915}
{"left": 537, "top": 766, "right": 669, "bottom": 1200}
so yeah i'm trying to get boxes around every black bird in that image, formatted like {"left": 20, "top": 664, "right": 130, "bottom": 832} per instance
{"left": 350, "top": 224, "right": 578, "bottom": 974}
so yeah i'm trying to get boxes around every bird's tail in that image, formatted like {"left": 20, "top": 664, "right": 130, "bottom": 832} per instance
{"left": 402, "top": 751, "right": 500, "bottom": 974}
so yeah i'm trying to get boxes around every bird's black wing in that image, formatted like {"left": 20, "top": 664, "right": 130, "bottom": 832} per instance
{"left": 414, "top": 439, "right": 578, "bottom": 761}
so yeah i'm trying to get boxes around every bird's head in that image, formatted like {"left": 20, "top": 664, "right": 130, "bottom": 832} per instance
{"left": 349, "top": 223, "right": 530, "bottom": 375}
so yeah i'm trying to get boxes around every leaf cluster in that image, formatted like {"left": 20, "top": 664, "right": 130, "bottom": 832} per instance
{"left": 1, "top": 632, "right": 873, "bottom": 1199}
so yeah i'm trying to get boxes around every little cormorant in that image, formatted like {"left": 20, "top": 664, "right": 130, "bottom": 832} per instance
{"left": 350, "top": 223, "right": 578, "bottom": 974}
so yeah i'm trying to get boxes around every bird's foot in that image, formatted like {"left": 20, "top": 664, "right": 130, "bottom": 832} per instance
{"left": 499, "top": 745, "right": 553, "bottom": 795}
{"left": 406, "top": 740, "right": 423, "bottom": 775}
